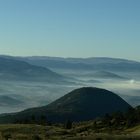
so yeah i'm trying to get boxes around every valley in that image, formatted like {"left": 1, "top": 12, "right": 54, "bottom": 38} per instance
{"left": 0, "top": 56, "right": 140, "bottom": 114}
{"left": 0, "top": 56, "right": 139, "bottom": 140}
{"left": 1, "top": 0, "right": 139, "bottom": 139}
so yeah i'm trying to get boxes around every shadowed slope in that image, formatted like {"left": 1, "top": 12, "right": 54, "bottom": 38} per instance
{"left": 0, "top": 87, "right": 131, "bottom": 123}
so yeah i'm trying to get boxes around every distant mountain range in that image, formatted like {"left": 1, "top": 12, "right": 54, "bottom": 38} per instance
{"left": 1, "top": 55, "right": 140, "bottom": 73}
{"left": 0, "top": 87, "right": 131, "bottom": 124}
{"left": 13, "top": 56, "right": 140, "bottom": 72}
{"left": 90, "top": 71, "right": 128, "bottom": 80}
{"left": 0, "top": 95, "right": 23, "bottom": 106}
{"left": 0, "top": 57, "right": 66, "bottom": 83}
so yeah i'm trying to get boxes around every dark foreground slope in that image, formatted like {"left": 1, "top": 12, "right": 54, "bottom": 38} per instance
{"left": 0, "top": 87, "right": 131, "bottom": 123}
{"left": 0, "top": 124, "right": 140, "bottom": 140}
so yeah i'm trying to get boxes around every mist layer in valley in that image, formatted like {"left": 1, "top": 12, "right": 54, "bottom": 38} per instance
{"left": 58, "top": 69, "right": 140, "bottom": 103}
{"left": 0, "top": 56, "right": 140, "bottom": 114}
{"left": 0, "top": 70, "right": 140, "bottom": 114}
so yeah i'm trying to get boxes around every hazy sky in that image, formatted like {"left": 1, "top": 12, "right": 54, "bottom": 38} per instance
{"left": 0, "top": 0, "right": 140, "bottom": 60}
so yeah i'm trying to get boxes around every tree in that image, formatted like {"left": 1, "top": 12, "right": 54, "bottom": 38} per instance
{"left": 40, "top": 115, "right": 46, "bottom": 125}
{"left": 32, "top": 135, "right": 42, "bottom": 140}
{"left": 31, "top": 115, "right": 36, "bottom": 123}
{"left": 65, "top": 120, "right": 72, "bottom": 129}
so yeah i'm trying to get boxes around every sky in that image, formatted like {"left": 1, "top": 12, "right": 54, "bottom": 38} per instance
{"left": 0, "top": 0, "right": 140, "bottom": 60}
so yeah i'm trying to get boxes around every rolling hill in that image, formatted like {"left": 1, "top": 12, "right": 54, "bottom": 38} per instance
{"left": 0, "top": 57, "right": 66, "bottom": 83}
{"left": 0, "top": 87, "right": 131, "bottom": 124}
{"left": 91, "top": 71, "right": 127, "bottom": 80}
{"left": 0, "top": 95, "right": 24, "bottom": 106}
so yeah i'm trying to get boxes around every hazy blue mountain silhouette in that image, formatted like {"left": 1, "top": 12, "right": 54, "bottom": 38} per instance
{"left": 0, "top": 95, "right": 24, "bottom": 106}
{"left": 17, "top": 56, "right": 140, "bottom": 72}
{"left": 0, "top": 57, "right": 66, "bottom": 83}
{"left": 90, "top": 71, "right": 128, "bottom": 79}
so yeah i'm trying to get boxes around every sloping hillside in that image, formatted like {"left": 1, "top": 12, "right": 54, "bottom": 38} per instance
{"left": 0, "top": 57, "right": 65, "bottom": 83}
{"left": 0, "top": 87, "right": 131, "bottom": 123}
{"left": 89, "top": 71, "right": 127, "bottom": 79}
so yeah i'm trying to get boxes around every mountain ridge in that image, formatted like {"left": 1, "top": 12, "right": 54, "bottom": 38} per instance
{"left": 0, "top": 56, "right": 66, "bottom": 83}
{"left": 1, "top": 55, "right": 140, "bottom": 72}
{"left": 0, "top": 87, "right": 132, "bottom": 124}
{"left": 15, "top": 56, "right": 140, "bottom": 72}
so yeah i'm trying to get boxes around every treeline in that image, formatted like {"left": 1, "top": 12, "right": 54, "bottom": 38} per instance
{"left": 94, "top": 106, "right": 140, "bottom": 130}
{"left": 14, "top": 106, "right": 140, "bottom": 130}
{"left": 15, "top": 115, "right": 47, "bottom": 125}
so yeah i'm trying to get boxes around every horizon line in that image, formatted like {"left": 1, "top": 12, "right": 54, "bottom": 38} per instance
{"left": 0, "top": 54, "right": 139, "bottom": 62}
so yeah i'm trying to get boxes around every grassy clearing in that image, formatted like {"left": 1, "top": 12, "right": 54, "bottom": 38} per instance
{"left": 0, "top": 124, "right": 139, "bottom": 140}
